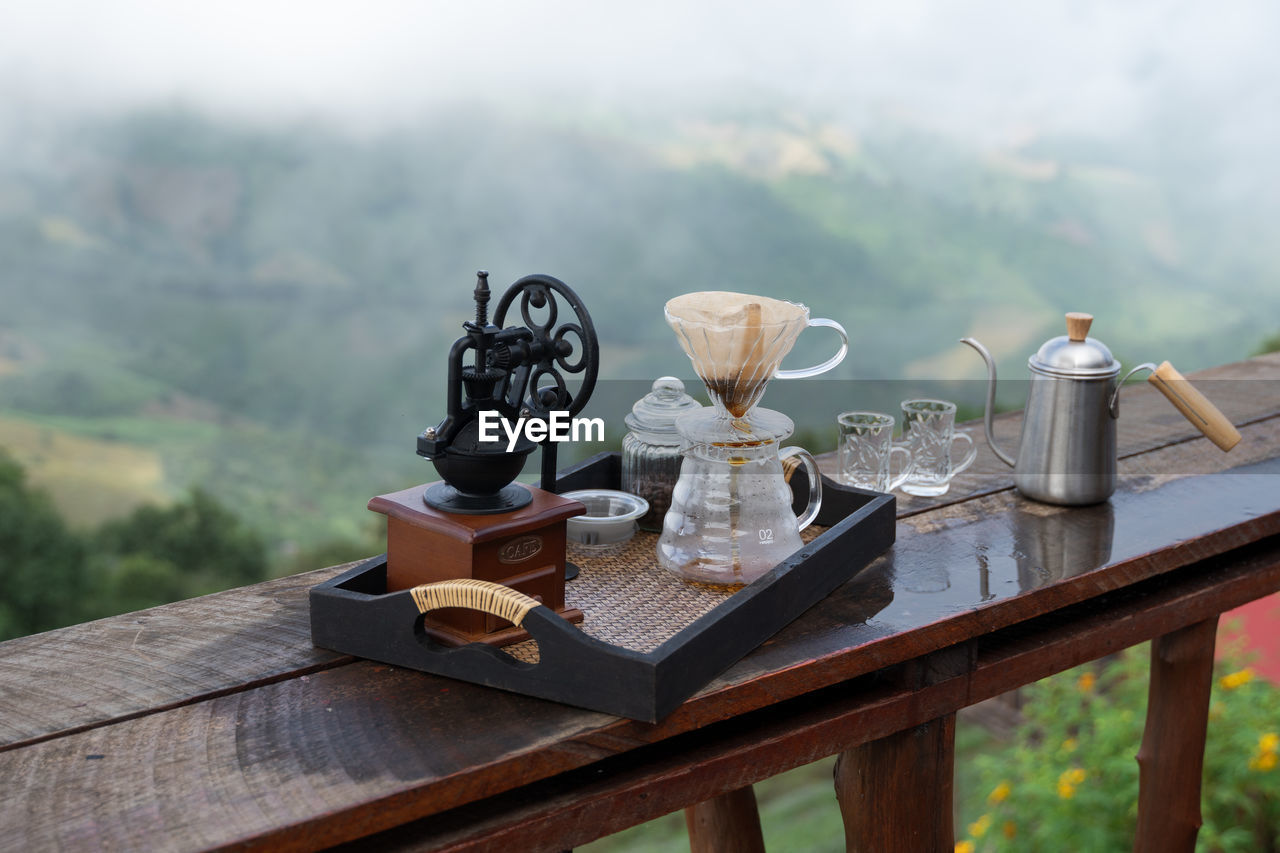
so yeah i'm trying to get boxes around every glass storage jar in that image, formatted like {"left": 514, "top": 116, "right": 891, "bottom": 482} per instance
{"left": 621, "top": 376, "right": 702, "bottom": 531}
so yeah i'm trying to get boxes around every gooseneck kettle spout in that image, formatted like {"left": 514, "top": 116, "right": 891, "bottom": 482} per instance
{"left": 959, "top": 336, "right": 1016, "bottom": 467}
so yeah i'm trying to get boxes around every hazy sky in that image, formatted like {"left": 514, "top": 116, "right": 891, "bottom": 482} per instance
{"left": 3, "top": 0, "right": 1277, "bottom": 142}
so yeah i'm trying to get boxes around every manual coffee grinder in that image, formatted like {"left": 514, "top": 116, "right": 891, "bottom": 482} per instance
{"left": 367, "top": 271, "right": 599, "bottom": 647}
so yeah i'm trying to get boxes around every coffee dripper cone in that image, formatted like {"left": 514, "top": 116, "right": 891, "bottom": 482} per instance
{"left": 664, "top": 291, "right": 811, "bottom": 421}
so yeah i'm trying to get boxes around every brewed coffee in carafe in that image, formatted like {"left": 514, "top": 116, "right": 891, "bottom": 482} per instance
{"left": 657, "top": 291, "right": 847, "bottom": 586}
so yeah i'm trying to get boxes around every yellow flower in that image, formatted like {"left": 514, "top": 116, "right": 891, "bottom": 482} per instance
{"left": 1077, "top": 671, "right": 1096, "bottom": 693}
{"left": 1220, "top": 668, "right": 1255, "bottom": 690}
{"left": 968, "top": 814, "right": 992, "bottom": 838}
{"left": 1248, "top": 733, "right": 1279, "bottom": 771}
{"left": 955, "top": 842, "right": 975, "bottom": 853}
{"left": 1060, "top": 737, "right": 1078, "bottom": 754}
{"left": 1057, "top": 767, "right": 1086, "bottom": 799}
{"left": 988, "top": 780, "right": 1011, "bottom": 805}
{"left": 1003, "top": 821, "right": 1017, "bottom": 840}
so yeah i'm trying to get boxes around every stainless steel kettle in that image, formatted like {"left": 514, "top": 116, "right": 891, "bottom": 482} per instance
{"left": 962, "top": 312, "right": 1240, "bottom": 505}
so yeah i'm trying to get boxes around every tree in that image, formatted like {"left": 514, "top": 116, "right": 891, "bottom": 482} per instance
{"left": 1254, "top": 333, "right": 1280, "bottom": 356}
{"left": 94, "top": 487, "right": 268, "bottom": 599}
{"left": 0, "top": 453, "right": 272, "bottom": 639}
{"left": 0, "top": 450, "right": 87, "bottom": 640}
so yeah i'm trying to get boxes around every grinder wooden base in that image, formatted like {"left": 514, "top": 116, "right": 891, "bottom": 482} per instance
{"left": 368, "top": 482, "right": 585, "bottom": 647}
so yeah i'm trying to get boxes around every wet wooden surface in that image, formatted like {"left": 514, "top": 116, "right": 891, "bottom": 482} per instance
{"left": 1, "top": 354, "right": 1278, "bottom": 850}
{"left": 340, "top": 538, "right": 1280, "bottom": 852}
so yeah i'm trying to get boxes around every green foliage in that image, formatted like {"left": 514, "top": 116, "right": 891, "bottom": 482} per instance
{"left": 1254, "top": 333, "right": 1280, "bottom": 356}
{"left": 275, "top": 534, "right": 381, "bottom": 579}
{"left": 93, "top": 487, "right": 268, "bottom": 595}
{"left": 0, "top": 450, "right": 87, "bottom": 639}
{"left": 957, "top": 646, "right": 1280, "bottom": 852}
{"left": 96, "top": 553, "right": 191, "bottom": 615}
{"left": 0, "top": 451, "right": 273, "bottom": 637}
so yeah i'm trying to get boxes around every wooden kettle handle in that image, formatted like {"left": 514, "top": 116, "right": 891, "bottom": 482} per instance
{"left": 409, "top": 579, "right": 541, "bottom": 628}
{"left": 1147, "top": 361, "right": 1241, "bottom": 452}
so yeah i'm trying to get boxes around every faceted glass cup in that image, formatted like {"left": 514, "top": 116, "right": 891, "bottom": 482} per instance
{"left": 836, "top": 412, "right": 913, "bottom": 493}
{"left": 899, "top": 399, "right": 976, "bottom": 497}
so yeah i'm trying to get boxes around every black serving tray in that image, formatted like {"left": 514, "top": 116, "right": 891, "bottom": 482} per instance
{"left": 309, "top": 452, "right": 895, "bottom": 722}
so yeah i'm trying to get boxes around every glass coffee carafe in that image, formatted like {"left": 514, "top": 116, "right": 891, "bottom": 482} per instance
{"left": 657, "top": 291, "right": 848, "bottom": 587}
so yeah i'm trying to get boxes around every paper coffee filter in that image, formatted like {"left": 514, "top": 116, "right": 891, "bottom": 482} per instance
{"left": 664, "top": 291, "right": 810, "bottom": 418}
{"left": 664, "top": 291, "right": 807, "bottom": 329}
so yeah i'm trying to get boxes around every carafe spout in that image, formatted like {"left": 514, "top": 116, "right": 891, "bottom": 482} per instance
{"left": 960, "top": 337, "right": 1016, "bottom": 468}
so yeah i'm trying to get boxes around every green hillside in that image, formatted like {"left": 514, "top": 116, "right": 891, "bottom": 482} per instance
{"left": 1, "top": 101, "right": 1276, "bottom": 552}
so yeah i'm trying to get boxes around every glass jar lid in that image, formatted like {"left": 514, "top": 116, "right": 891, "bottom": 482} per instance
{"left": 624, "top": 376, "right": 703, "bottom": 444}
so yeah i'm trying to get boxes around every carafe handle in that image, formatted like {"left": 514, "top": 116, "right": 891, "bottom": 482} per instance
{"left": 780, "top": 446, "right": 823, "bottom": 532}
{"left": 775, "top": 318, "right": 849, "bottom": 379}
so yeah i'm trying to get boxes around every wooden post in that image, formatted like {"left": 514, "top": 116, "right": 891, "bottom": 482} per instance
{"left": 834, "top": 714, "right": 956, "bottom": 853}
{"left": 1134, "top": 617, "right": 1219, "bottom": 853}
{"left": 684, "top": 786, "right": 766, "bottom": 853}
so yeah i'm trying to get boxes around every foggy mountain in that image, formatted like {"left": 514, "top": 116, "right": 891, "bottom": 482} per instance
{"left": 1, "top": 0, "right": 1278, "bottom": 552}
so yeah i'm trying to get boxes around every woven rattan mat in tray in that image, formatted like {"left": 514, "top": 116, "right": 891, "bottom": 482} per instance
{"left": 504, "top": 525, "right": 825, "bottom": 663}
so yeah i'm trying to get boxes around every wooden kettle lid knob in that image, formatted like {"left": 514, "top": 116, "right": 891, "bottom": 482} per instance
{"left": 1065, "top": 312, "right": 1093, "bottom": 342}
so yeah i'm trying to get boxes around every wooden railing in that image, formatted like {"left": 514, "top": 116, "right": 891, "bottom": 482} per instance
{"left": 0, "top": 353, "right": 1277, "bottom": 851}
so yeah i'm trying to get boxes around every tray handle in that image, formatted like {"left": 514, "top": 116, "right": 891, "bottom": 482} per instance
{"left": 409, "top": 579, "right": 541, "bottom": 627}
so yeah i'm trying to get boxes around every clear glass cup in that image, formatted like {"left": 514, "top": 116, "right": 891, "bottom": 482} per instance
{"left": 836, "top": 412, "right": 914, "bottom": 492}
{"left": 899, "top": 399, "right": 976, "bottom": 497}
